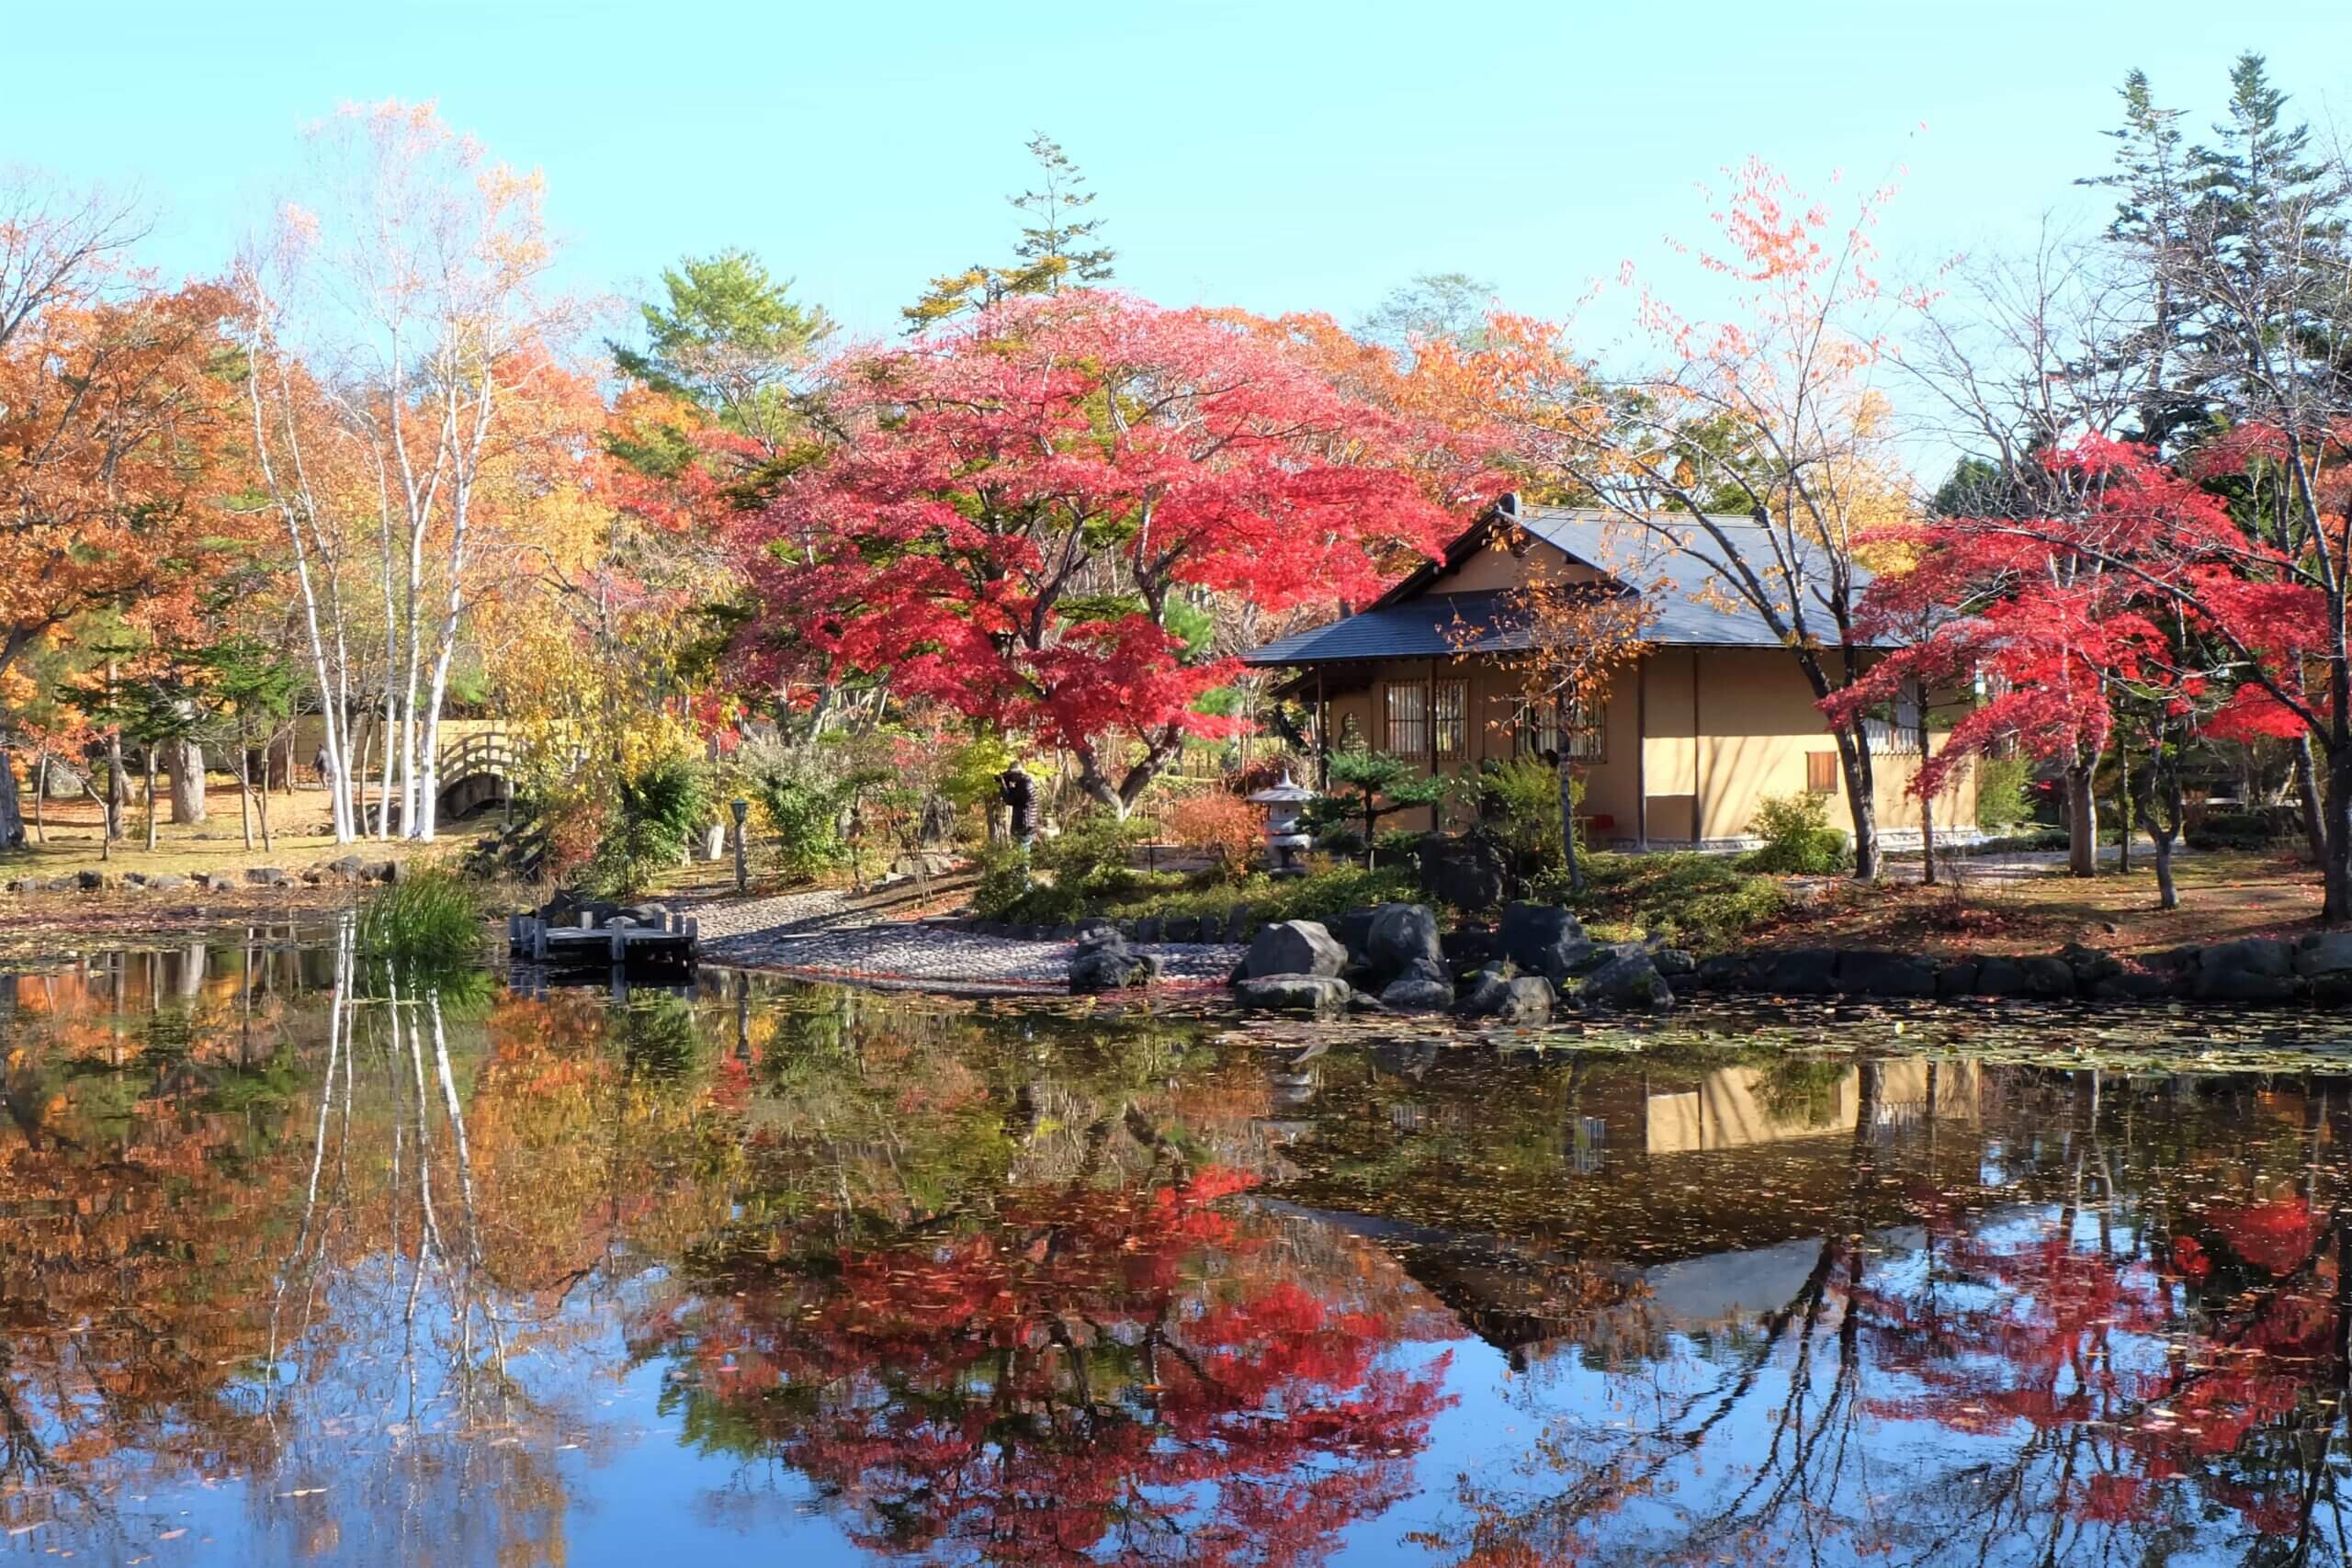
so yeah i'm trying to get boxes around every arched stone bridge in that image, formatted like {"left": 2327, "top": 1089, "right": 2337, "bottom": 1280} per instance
{"left": 436, "top": 731, "right": 516, "bottom": 819}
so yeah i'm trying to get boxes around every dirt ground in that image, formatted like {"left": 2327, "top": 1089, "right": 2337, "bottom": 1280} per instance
{"left": 1759, "top": 848, "right": 2326, "bottom": 957}
{"left": 0, "top": 784, "right": 491, "bottom": 958}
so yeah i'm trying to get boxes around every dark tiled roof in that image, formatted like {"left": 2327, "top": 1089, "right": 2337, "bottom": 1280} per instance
{"left": 1242, "top": 506, "right": 1877, "bottom": 666}
{"left": 1243, "top": 591, "right": 1530, "bottom": 665}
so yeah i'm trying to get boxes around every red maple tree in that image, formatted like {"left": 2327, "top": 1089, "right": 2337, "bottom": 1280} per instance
{"left": 729, "top": 290, "right": 1481, "bottom": 811}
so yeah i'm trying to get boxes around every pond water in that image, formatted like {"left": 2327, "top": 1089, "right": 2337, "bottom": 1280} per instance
{"left": 8, "top": 934, "right": 2352, "bottom": 1565}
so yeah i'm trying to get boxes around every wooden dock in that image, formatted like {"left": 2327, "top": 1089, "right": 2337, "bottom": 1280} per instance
{"left": 509, "top": 910, "right": 700, "bottom": 967}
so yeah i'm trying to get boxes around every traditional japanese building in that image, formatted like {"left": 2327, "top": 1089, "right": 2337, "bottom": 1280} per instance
{"left": 1241, "top": 497, "right": 1975, "bottom": 849}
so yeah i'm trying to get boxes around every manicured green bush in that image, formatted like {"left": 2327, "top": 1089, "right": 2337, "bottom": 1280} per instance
{"left": 1001, "top": 810, "right": 1154, "bottom": 923}
{"left": 747, "top": 761, "right": 849, "bottom": 882}
{"left": 1557, "top": 850, "right": 1786, "bottom": 951}
{"left": 1973, "top": 755, "right": 2034, "bottom": 831}
{"left": 588, "top": 753, "right": 711, "bottom": 897}
{"left": 972, "top": 840, "right": 1032, "bottom": 919}
{"left": 1738, "top": 792, "right": 1851, "bottom": 875}
{"left": 1478, "top": 755, "right": 1569, "bottom": 873}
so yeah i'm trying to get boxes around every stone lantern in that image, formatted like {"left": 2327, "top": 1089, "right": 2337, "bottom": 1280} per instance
{"left": 1246, "top": 771, "right": 1317, "bottom": 877}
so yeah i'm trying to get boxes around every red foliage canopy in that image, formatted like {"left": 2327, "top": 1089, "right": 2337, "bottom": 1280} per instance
{"left": 1831, "top": 439, "right": 2271, "bottom": 795}
{"left": 729, "top": 290, "right": 1482, "bottom": 807}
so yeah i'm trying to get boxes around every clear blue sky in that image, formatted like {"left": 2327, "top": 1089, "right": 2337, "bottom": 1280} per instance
{"left": 8, "top": 0, "right": 2350, "bottom": 351}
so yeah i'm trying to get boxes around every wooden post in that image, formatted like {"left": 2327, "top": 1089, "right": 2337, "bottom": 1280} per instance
{"left": 532, "top": 919, "right": 548, "bottom": 963}
{"left": 610, "top": 925, "right": 626, "bottom": 964}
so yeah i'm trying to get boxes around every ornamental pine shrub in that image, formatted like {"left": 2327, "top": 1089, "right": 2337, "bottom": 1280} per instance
{"left": 1739, "top": 791, "right": 1851, "bottom": 875}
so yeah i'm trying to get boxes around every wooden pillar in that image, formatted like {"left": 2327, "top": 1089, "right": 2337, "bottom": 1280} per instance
{"left": 1317, "top": 667, "right": 1329, "bottom": 790}
{"left": 1428, "top": 656, "right": 1441, "bottom": 832}
{"left": 1691, "top": 653, "right": 1705, "bottom": 844}
{"left": 1634, "top": 654, "right": 1649, "bottom": 852}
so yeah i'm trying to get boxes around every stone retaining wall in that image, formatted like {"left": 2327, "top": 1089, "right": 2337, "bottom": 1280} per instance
{"left": 1690, "top": 932, "right": 2352, "bottom": 1005}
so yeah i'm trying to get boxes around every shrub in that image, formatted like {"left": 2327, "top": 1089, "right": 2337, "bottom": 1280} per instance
{"left": 2187, "top": 806, "right": 2299, "bottom": 852}
{"left": 587, "top": 753, "right": 711, "bottom": 897}
{"left": 357, "top": 868, "right": 481, "bottom": 970}
{"left": 1018, "top": 810, "right": 1151, "bottom": 922}
{"left": 745, "top": 756, "right": 849, "bottom": 882}
{"left": 1559, "top": 850, "right": 1785, "bottom": 951}
{"left": 1973, "top": 755, "right": 2034, "bottom": 831}
{"left": 1087, "top": 863, "right": 1424, "bottom": 928}
{"left": 973, "top": 840, "right": 1031, "bottom": 919}
{"left": 1163, "top": 789, "right": 1262, "bottom": 881}
{"left": 1318, "top": 747, "right": 1445, "bottom": 863}
{"left": 1738, "top": 792, "right": 1851, "bottom": 875}
{"left": 1476, "top": 755, "right": 1570, "bottom": 873}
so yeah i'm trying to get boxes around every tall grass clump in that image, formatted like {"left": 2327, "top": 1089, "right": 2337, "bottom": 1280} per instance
{"left": 358, "top": 867, "right": 484, "bottom": 969}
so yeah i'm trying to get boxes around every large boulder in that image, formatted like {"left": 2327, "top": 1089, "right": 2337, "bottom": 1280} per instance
{"left": 2193, "top": 937, "right": 2298, "bottom": 1001}
{"left": 1458, "top": 964, "right": 1554, "bottom": 1024}
{"left": 1975, "top": 955, "right": 2076, "bottom": 999}
{"left": 1243, "top": 919, "right": 1346, "bottom": 979}
{"left": 1563, "top": 942, "right": 1674, "bottom": 1012}
{"left": 1417, "top": 831, "right": 1509, "bottom": 914}
{"left": 1835, "top": 950, "right": 1936, "bottom": 998}
{"left": 1761, "top": 948, "right": 1838, "bottom": 996}
{"left": 1498, "top": 902, "right": 1594, "bottom": 983}
{"left": 1378, "top": 956, "right": 1455, "bottom": 1012}
{"left": 1691, "top": 953, "right": 1754, "bottom": 991}
{"left": 2295, "top": 931, "right": 2352, "bottom": 978}
{"left": 1364, "top": 902, "right": 1444, "bottom": 981}
{"left": 1070, "top": 931, "right": 1160, "bottom": 992}
{"left": 1234, "top": 975, "right": 1353, "bottom": 1013}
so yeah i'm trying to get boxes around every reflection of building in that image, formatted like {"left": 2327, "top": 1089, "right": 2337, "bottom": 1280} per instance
{"left": 1263, "top": 1052, "right": 1991, "bottom": 1368}
{"left": 1641, "top": 1059, "right": 1980, "bottom": 1155}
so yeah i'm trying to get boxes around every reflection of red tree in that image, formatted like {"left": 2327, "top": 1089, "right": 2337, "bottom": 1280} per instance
{"left": 1855, "top": 1195, "right": 2344, "bottom": 1537}
{"left": 641, "top": 1165, "right": 1452, "bottom": 1564}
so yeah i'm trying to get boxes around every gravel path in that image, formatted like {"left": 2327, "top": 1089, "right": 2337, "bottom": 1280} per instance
{"left": 706, "top": 919, "right": 1244, "bottom": 994}
{"left": 681, "top": 886, "right": 864, "bottom": 941}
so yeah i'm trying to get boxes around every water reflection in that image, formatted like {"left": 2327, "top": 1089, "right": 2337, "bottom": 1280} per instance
{"left": 6, "top": 942, "right": 2352, "bottom": 1564}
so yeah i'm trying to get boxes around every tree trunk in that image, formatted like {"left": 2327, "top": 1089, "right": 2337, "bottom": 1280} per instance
{"left": 236, "top": 745, "right": 254, "bottom": 851}
{"left": 105, "top": 705, "right": 126, "bottom": 841}
{"left": 144, "top": 751, "right": 159, "bottom": 852}
{"left": 0, "top": 749, "right": 24, "bottom": 852}
{"left": 2324, "top": 740, "right": 2352, "bottom": 923}
{"left": 165, "top": 739, "right": 207, "bottom": 825}
{"left": 2065, "top": 761, "right": 2098, "bottom": 878}
{"left": 80, "top": 777, "right": 110, "bottom": 862}
{"left": 2296, "top": 735, "right": 2329, "bottom": 870}
{"left": 2115, "top": 740, "right": 2132, "bottom": 875}
{"left": 29, "top": 748, "right": 42, "bottom": 844}
{"left": 1834, "top": 729, "right": 1879, "bottom": 879}
{"left": 1914, "top": 707, "right": 1937, "bottom": 886}
{"left": 1558, "top": 762, "right": 1584, "bottom": 895}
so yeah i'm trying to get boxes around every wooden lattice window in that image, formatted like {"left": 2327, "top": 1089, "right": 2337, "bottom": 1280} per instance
{"left": 1433, "top": 680, "right": 1469, "bottom": 761}
{"left": 1564, "top": 696, "right": 1606, "bottom": 761}
{"left": 1520, "top": 696, "right": 1605, "bottom": 761}
{"left": 1805, "top": 750, "right": 1839, "bottom": 795}
{"left": 1518, "top": 698, "right": 1561, "bottom": 759}
{"left": 1384, "top": 682, "right": 1429, "bottom": 756}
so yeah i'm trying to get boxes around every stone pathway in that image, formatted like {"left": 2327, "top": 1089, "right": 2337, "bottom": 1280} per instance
{"left": 679, "top": 886, "right": 865, "bottom": 941}
{"left": 705, "top": 917, "right": 1244, "bottom": 993}
{"left": 1884, "top": 838, "right": 2194, "bottom": 884}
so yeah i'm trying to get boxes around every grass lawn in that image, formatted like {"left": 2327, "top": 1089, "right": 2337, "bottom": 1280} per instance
{"left": 1748, "top": 848, "right": 2324, "bottom": 959}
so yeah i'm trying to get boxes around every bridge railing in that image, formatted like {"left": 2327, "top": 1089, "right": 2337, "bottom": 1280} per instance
{"left": 437, "top": 731, "right": 516, "bottom": 780}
